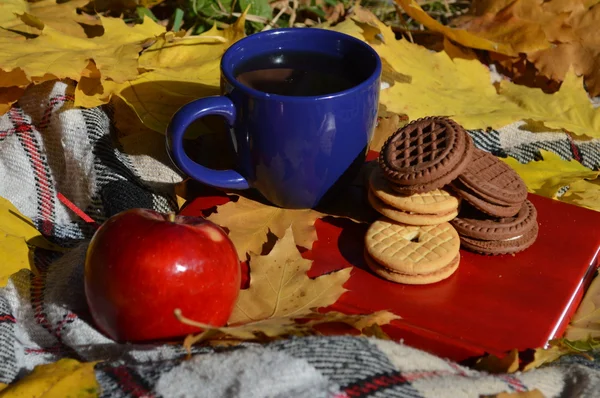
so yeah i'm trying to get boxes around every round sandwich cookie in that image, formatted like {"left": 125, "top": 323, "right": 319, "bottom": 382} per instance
{"left": 451, "top": 200, "right": 539, "bottom": 255}
{"left": 365, "top": 218, "right": 461, "bottom": 277}
{"left": 368, "top": 168, "right": 460, "bottom": 225}
{"left": 378, "top": 116, "right": 474, "bottom": 193}
{"left": 451, "top": 179, "right": 521, "bottom": 218}
{"left": 457, "top": 149, "right": 527, "bottom": 206}
{"left": 364, "top": 250, "right": 460, "bottom": 285}
{"left": 451, "top": 148, "right": 527, "bottom": 217}
{"left": 367, "top": 189, "right": 459, "bottom": 225}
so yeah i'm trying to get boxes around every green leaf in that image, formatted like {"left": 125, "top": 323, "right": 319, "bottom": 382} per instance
{"left": 192, "top": 0, "right": 220, "bottom": 17}
{"left": 136, "top": 6, "right": 158, "bottom": 23}
{"left": 562, "top": 336, "right": 600, "bottom": 352}
{"left": 239, "top": 0, "right": 272, "bottom": 20}
{"left": 173, "top": 7, "right": 185, "bottom": 32}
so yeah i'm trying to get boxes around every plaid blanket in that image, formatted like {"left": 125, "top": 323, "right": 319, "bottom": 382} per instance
{"left": 0, "top": 80, "right": 599, "bottom": 397}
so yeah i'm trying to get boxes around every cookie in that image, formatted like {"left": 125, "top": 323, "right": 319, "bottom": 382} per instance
{"left": 367, "top": 189, "right": 459, "bottom": 225}
{"left": 389, "top": 132, "right": 474, "bottom": 195}
{"left": 368, "top": 167, "right": 460, "bottom": 224}
{"left": 460, "top": 222, "right": 539, "bottom": 255}
{"left": 365, "top": 218, "right": 460, "bottom": 275}
{"left": 451, "top": 179, "right": 522, "bottom": 218}
{"left": 451, "top": 200, "right": 539, "bottom": 255}
{"left": 456, "top": 148, "right": 527, "bottom": 207}
{"left": 378, "top": 117, "right": 473, "bottom": 193}
{"left": 364, "top": 250, "right": 460, "bottom": 285}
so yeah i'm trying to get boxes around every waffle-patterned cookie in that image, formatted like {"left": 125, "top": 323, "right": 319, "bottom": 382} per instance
{"left": 364, "top": 250, "right": 460, "bottom": 285}
{"left": 367, "top": 189, "right": 459, "bottom": 225}
{"left": 369, "top": 167, "right": 460, "bottom": 212}
{"left": 378, "top": 117, "right": 473, "bottom": 192}
{"left": 364, "top": 218, "right": 460, "bottom": 275}
{"left": 389, "top": 132, "right": 474, "bottom": 195}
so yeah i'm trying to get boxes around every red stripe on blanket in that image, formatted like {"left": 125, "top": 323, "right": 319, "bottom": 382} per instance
{"left": 566, "top": 133, "right": 582, "bottom": 163}
{"left": 10, "top": 107, "right": 55, "bottom": 235}
{"left": 39, "top": 95, "right": 75, "bottom": 129}
{"left": 105, "top": 366, "right": 155, "bottom": 398}
{"left": 0, "top": 314, "right": 16, "bottom": 323}
{"left": 0, "top": 128, "right": 15, "bottom": 140}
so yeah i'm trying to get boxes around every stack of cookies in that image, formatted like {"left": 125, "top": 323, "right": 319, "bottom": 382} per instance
{"left": 364, "top": 117, "right": 471, "bottom": 285}
{"left": 449, "top": 149, "right": 539, "bottom": 255}
{"left": 363, "top": 116, "right": 539, "bottom": 285}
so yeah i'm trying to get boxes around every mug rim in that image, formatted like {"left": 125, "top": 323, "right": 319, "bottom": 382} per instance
{"left": 221, "top": 27, "right": 382, "bottom": 102}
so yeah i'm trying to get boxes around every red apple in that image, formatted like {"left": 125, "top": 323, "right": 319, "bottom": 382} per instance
{"left": 84, "top": 208, "right": 240, "bottom": 342}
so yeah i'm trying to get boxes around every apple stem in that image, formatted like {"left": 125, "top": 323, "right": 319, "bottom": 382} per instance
{"left": 167, "top": 212, "right": 176, "bottom": 223}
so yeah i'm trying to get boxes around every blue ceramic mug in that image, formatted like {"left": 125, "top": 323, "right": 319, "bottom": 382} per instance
{"left": 166, "top": 28, "right": 381, "bottom": 209}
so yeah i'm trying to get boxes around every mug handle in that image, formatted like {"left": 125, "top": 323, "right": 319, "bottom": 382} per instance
{"left": 166, "top": 96, "right": 250, "bottom": 190}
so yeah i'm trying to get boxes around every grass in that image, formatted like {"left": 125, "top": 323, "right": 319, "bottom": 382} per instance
{"left": 114, "top": 0, "right": 471, "bottom": 36}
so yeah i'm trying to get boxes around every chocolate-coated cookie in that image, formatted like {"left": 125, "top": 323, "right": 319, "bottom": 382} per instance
{"left": 379, "top": 117, "right": 472, "bottom": 189}
{"left": 383, "top": 123, "right": 474, "bottom": 194}
{"left": 457, "top": 149, "right": 527, "bottom": 206}
{"left": 451, "top": 200, "right": 539, "bottom": 255}
{"left": 450, "top": 179, "right": 521, "bottom": 218}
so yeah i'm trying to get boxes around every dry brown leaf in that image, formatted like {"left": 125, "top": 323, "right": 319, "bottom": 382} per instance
{"left": 448, "top": 0, "right": 600, "bottom": 96}
{"left": 522, "top": 345, "right": 571, "bottom": 372}
{"left": 527, "top": 3, "right": 600, "bottom": 96}
{"left": 228, "top": 227, "right": 351, "bottom": 324}
{"left": 474, "top": 349, "right": 520, "bottom": 374}
{"left": 395, "top": 0, "right": 515, "bottom": 55}
{"left": 207, "top": 195, "right": 323, "bottom": 259}
{"left": 176, "top": 309, "right": 399, "bottom": 348}
{"left": 454, "top": 0, "right": 560, "bottom": 54}
{"left": 0, "top": 86, "right": 26, "bottom": 114}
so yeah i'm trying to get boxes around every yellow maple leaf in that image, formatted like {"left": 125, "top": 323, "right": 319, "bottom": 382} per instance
{"left": 501, "top": 150, "right": 599, "bottom": 199}
{"left": 0, "top": 358, "right": 100, "bottom": 397}
{"left": 110, "top": 15, "right": 247, "bottom": 133}
{"left": 207, "top": 195, "right": 323, "bottom": 259}
{"left": 565, "top": 274, "right": 600, "bottom": 340}
{"left": 0, "top": 0, "right": 98, "bottom": 39}
{"left": 329, "top": 9, "right": 523, "bottom": 130}
{"left": 560, "top": 179, "right": 600, "bottom": 212}
{"left": 0, "top": 197, "right": 64, "bottom": 286}
{"left": 498, "top": 69, "right": 600, "bottom": 138}
{"left": 0, "top": 15, "right": 164, "bottom": 93}
{"left": 394, "top": 0, "right": 515, "bottom": 55}
{"left": 227, "top": 227, "right": 351, "bottom": 325}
